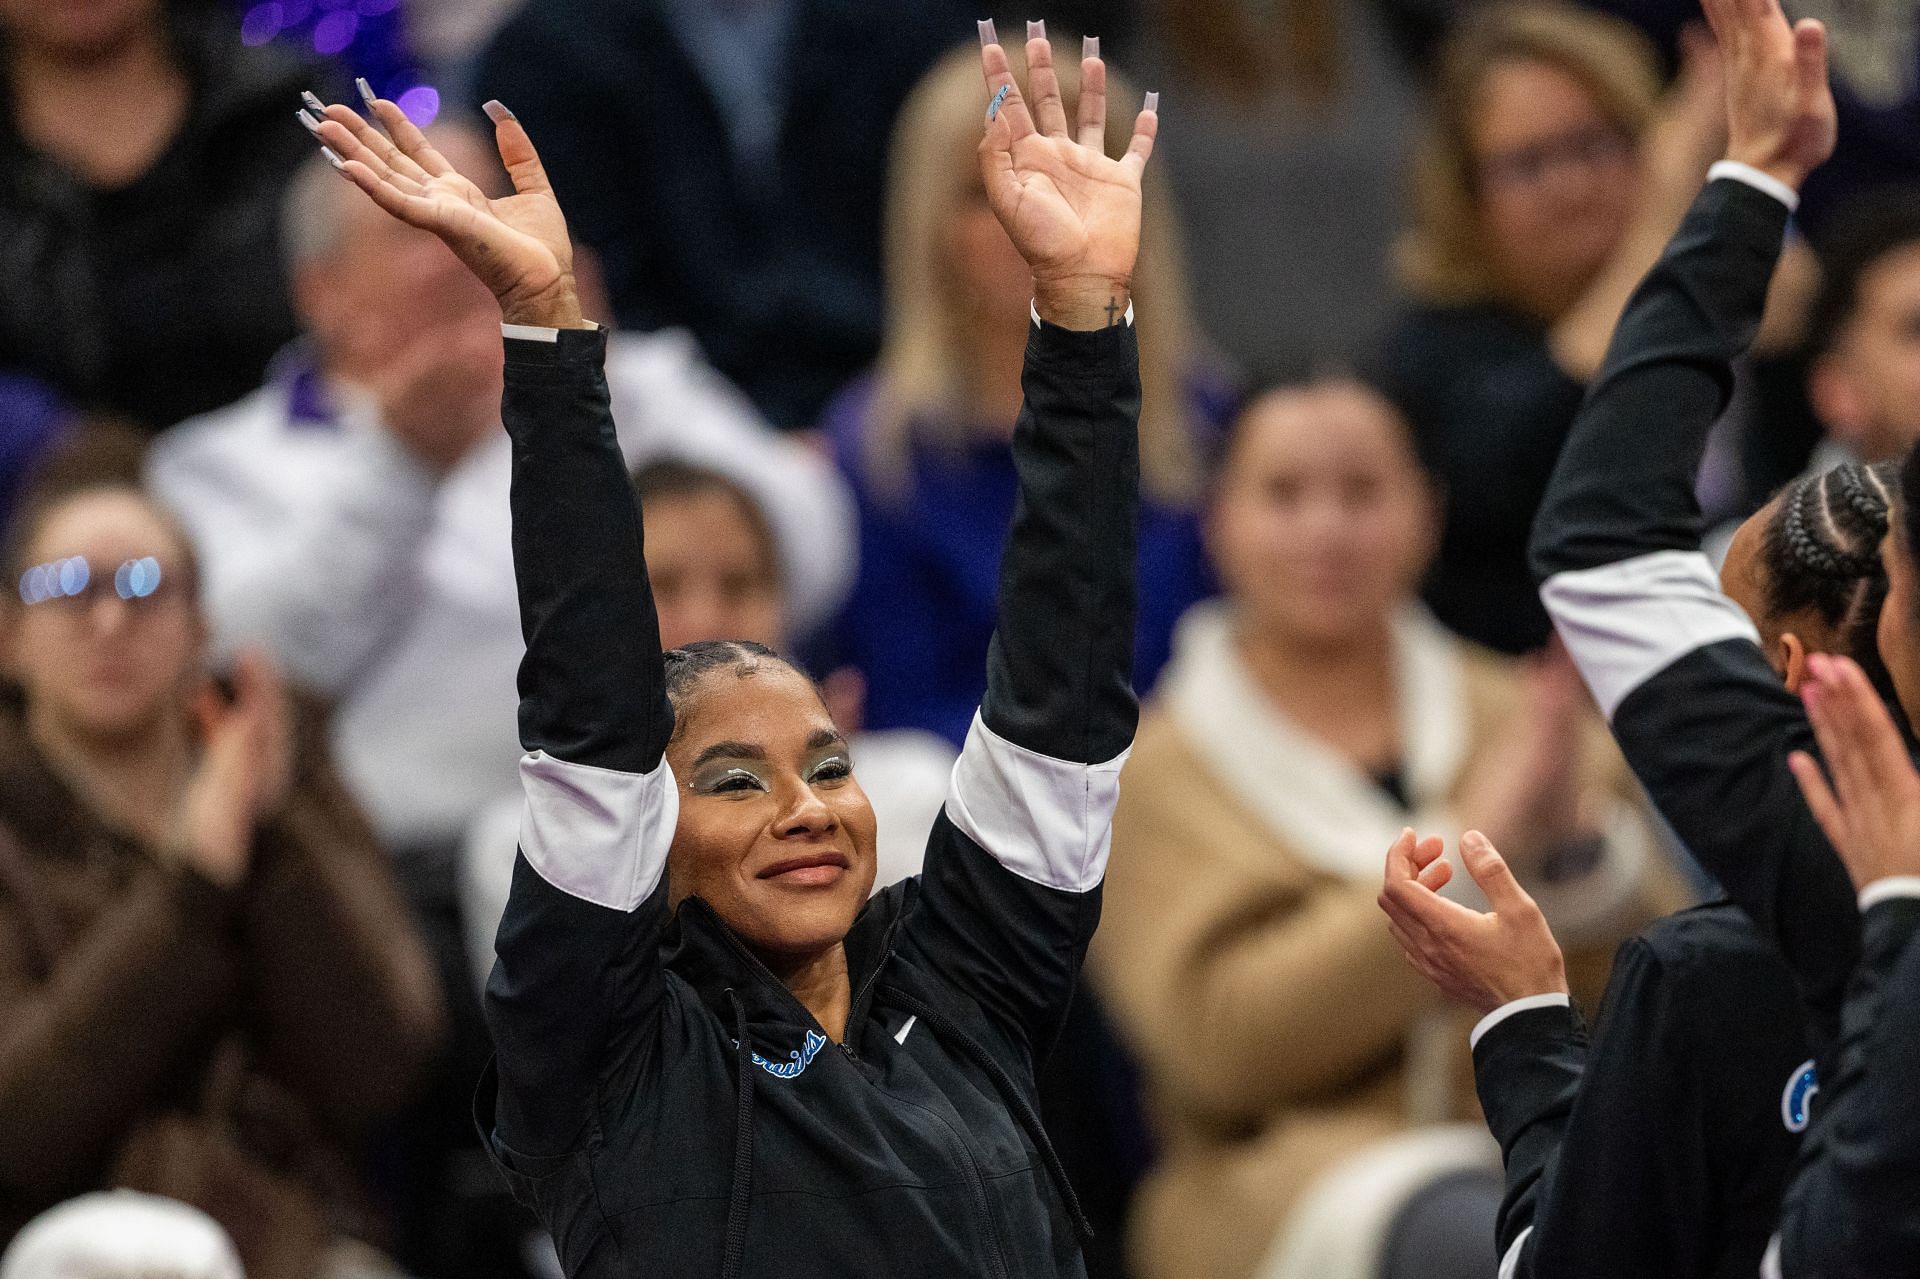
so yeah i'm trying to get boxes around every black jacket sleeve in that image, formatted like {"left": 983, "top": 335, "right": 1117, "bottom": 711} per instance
{"left": 1527, "top": 176, "right": 1859, "bottom": 1032}
{"left": 482, "top": 326, "right": 678, "bottom": 1162}
{"left": 900, "top": 315, "right": 1141, "bottom": 1060}
{"left": 1472, "top": 1001, "right": 1587, "bottom": 1277}
{"left": 1775, "top": 897, "right": 1920, "bottom": 1279}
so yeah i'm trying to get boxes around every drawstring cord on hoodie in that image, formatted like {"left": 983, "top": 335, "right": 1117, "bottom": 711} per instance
{"left": 722, "top": 990, "right": 756, "bottom": 1279}
{"left": 717, "top": 983, "right": 1094, "bottom": 1279}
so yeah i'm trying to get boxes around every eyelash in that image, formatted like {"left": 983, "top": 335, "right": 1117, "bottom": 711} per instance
{"left": 700, "top": 758, "right": 852, "bottom": 796}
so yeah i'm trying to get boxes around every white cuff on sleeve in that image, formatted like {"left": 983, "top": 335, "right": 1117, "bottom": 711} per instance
{"left": 501, "top": 323, "right": 560, "bottom": 343}
{"left": 1859, "top": 876, "right": 1920, "bottom": 912}
{"left": 1471, "top": 993, "right": 1572, "bottom": 1051}
{"left": 1707, "top": 160, "right": 1801, "bottom": 213}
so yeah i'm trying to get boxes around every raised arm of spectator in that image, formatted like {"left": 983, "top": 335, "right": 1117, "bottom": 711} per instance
{"left": 1526, "top": 0, "right": 1855, "bottom": 1024}
{"left": 900, "top": 27, "right": 1148, "bottom": 1052}
{"left": 309, "top": 95, "right": 676, "bottom": 1164}
{"left": 1770, "top": 654, "right": 1920, "bottom": 1277}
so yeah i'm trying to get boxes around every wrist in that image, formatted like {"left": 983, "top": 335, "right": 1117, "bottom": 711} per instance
{"left": 1032, "top": 275, "right": 1132, "bottom": 332}
{"left": 500, "top": 276, "right": 587, "bottom": 330}
{"left": 1723, "top": 148, "right": 1810, "bottom": 198}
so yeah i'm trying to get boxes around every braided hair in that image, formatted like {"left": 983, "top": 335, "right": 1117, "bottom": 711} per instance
{"left": 1761, "top": 461, "right": 1896, "bottom": 679}
{"left": 662, "top": 640, "right": 815, "bottom": 738}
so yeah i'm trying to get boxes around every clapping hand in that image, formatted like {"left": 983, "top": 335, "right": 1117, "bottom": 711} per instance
{"left": 1789, "top": 654, "right": 1920, "bottom": 893}
{"left": 977, "top": 21, "right": 1158, "bottom": 331}
{"left": 1378, "top": 829, "right": 1569, "bottom": 1016}
{"left": 172, "top": 651, "right": 294, "bottom": 890}
{"left": 302, "top": 90, "right": 583, "bottom": 329}
{"left": 1701, "top": 0, "right": 1836, "bottom": 191}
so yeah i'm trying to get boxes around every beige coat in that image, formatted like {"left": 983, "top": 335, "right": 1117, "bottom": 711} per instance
{"left": 1091, "top": 604, "right": 1684, "bottom": 1279}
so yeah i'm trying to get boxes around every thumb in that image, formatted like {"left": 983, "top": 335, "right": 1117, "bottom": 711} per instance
{"left": 1793, "top": 20, "right": 1829, "bottom": 99}
{"left": 1461, "top": 831, "right": 1527, "bottom": 908}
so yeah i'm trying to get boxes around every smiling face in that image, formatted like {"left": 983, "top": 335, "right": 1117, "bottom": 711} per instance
{"left": 664, "top": 662, "right": 878, "bottom": 962}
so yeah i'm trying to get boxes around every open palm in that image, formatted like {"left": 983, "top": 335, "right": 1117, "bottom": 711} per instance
{"left": 979, "top": 28, "right": 1157, "bottom": 326}
{"left": 306, "top": 97, "right": 580, "bottom": 327}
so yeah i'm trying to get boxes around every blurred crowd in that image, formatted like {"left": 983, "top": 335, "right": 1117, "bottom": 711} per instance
{"left": 0, "top": 0, "right": 1915, "bottom": 1277}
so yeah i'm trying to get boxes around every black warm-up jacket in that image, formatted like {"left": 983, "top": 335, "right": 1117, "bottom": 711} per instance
{"left": 1505, "top": 175, "right": 1869, "bottom": 1278}
{"left": 1769, "top": 894, "right": 1920, "bottom": 1279}
{"left": 1529, "top": 174, "right": 1861, "bottom": 1031}
{"left": 1473, "top": 903, "right": 1812, "bottom": 1279}
{"left": 476, "top": 318, "right": 1140, "bottom": 1279}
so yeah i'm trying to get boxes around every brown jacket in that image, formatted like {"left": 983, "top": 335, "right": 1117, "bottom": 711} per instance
{"left": 0, "top": 702, "right": 445, "bottom": 1277}
{"left": 1091, "top": 606, "right": 1683, "bottom": 1279}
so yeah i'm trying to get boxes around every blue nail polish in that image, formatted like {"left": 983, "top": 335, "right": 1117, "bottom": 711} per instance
{"left": 988, "top": 84, "right": 1011, "bottom": 121}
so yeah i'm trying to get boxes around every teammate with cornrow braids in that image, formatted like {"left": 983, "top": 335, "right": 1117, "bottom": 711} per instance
{"left": 1375, "top": 458, "right": 1899, "bottom": 1279}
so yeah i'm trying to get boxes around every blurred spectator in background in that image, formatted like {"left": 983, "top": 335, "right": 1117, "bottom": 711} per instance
{"left": 0, "top": 0, "right": 327, "bottom": 433}
{"left": 459, "top": 458, "right": 954, "bottom": 997}
{"left": 827, "top": 39, "right": 1231, "bottom": 748}
{"left": 1589, "top": 0, "right": 1920, "bottom": 234}
{"left": 0, "top": 483, "right": 443, "bottom": 1277}
{"left": 1372, "top": 3, "right": 1725, "bottom": 655}
{"left": 2, "top": 1192, "right": 240, "bottom": 1279}
{"left": 1802, "top": 186, "right": 1920, "bottom": 468}
{"left": 1131, "top": 0, "right": 1422, "bottom": 381}
{"left": 1092, "top": 383, "right": 1679, "bottom": 1279}
{"left": 145, "top": 127, "right": 852, "bottom": 1273}
{"left": 471, "top": 0, "right": 970, "bottom": 429}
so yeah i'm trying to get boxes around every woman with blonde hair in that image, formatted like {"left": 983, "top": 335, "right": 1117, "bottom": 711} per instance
{"left": 823, "top": 29, "right": 1233, "bottom": 746}
{"left": 1373, "top": 2, "right": 1727, "bottom": 656}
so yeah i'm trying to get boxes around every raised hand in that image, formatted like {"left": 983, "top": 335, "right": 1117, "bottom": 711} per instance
{"left": 977, "top": 21, "right": 1157, "bottom": 331}
{"left": 172, "top": 651, "right": 294, "bottom": 889}
{"left": 301, "top": 90, "right": 583, "bottom": 329}
{"left": 1789, "top": 653, "right": 1920, "bottom": 893}
{"left": 1378, "top": 829, "right": 1569, "bottom": 1015}
{"left": 1701, "top": 0, "right": 1837, "bottom": 190}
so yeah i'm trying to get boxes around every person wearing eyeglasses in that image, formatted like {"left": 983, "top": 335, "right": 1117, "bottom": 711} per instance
{"left": 0, "top": 482, "right": 444, "bottom": 1278}
{"left": 1370, "top": 3, "right": 1729, "bottom": 657}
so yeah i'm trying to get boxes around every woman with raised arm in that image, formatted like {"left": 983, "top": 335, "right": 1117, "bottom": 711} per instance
{"left": 307, "top": 22, "right": 1151, "bottom": 1278}
{"left": 1524, "top": 0, "right": 1873, "bottom": 1033}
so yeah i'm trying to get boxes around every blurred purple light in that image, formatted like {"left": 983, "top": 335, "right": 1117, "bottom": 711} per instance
{"left": 239, "top": 2, "right": 283, "bottom": 46}
{"left": 357, "top": 0, "right": 399, "bottom": 13}
{"left": 311, "top": 8, "right": 358, "bottom": 54}
{"left": 280, "top": 0, "right": 314, "bottom": 24}
{"left": 396, "top": 86, "right": 442, "bottom": 126}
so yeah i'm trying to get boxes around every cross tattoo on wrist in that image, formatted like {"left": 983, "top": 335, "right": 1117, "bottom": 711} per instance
{"left": 1105, "top": 296, "right": 1122, "bottom": 327}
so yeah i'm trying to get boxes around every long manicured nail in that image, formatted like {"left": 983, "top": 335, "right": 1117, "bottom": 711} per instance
{"left": 482, "top": 99, "right": 516, "bottom": 124}
{"left": 987, "top": 83, "right": 1011, "bottom": 122}
{"left": 1084, "top": 35, "right": 1100, "bottom": 60}
{"left": 321, "top": 145, "right": 345, "bottom": 170}
{"left": 356, "top": 76, "right": 378, "bottom": 112}
{"left": 1027, "top": 19, "right": 1045, "bottom": 40}
{"left": 977, "top": 18, "right": 997, "bottom": 46}
{"left": 1144, "top": 91, "right": 1160, "bottom": 113}
{"left": 301, "top": 90, "right": 327, "bottom": 115}
{"left": 296, "top": 108, "right": 321, "bottom": 136}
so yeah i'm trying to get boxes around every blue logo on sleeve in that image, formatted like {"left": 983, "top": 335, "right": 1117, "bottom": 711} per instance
{"left": 752, "top": 1030, "right": 827, "bottom": 1080}
{"left": 1782, "top": 1059, "right": 1819, "bottom": 1133}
